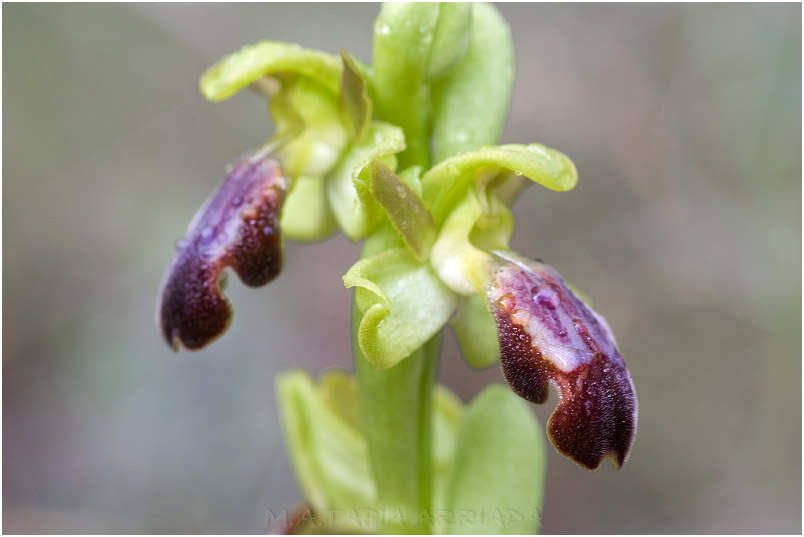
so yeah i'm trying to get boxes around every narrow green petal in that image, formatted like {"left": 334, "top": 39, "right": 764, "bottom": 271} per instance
{"left": 200, "top": 41, "right": 341, "bottom": 102}
{"left": 326, "top": 121, "right": 405, "bottom": 241}
{"left": 367, "top": 159, "right": 437, "bottom": 262}
{"left": 431, "top": 3, "right": 514, "bottom": 163}
{"left": 449, "top": 294, "right": 500, "bottom": 369}
{"left": 440, "top": 384, "right": 547, "bottom": 535}
{"left": 343, "top": 248, "right": 457, "bottom": 370}
{"left": 276, "top": 370, "right": 376, "bottom": 529}
{"left": 339, "top": 50, "right": 372, "bottom": 140}
{"left": 279, "top": 174, "right": 338, "bottom": 241}
{"left": 422, "top": 143, "right": 578, "bottom": 225}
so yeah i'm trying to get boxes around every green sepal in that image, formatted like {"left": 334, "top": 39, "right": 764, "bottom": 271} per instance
{"left": 372, "top": 2, "right": 440, "bottom": 168}
{"left": 279, "top": 174, "right": 338, "bottom": 241}
{"left": 271, "top": 77, "right": 349, "bottom": 178}
{"left": 449, "top": 294, "right": 500, "bottom": 369}
{"left": 422, "top": 143, "right": 578, "bottom": 225}
{"left": 343, "top": 247, "right": 457, "bottom": 370}
{"left": 439, "top": 384, "right": 547, "bottom": 535}
{"left": 276, "top": 370, "right": 376, "bottom": 531}
{"left": 326, "top": 121, "right": 405, "bottom": 241}
{"left": 200, "top": 41, "right": 341, "bottom": 102}
{"left": 427, "top": 3, "right": 473, "bottom": 81}
{"left": 367, "top": 159, "right": 437, "bottom": 262}
{"left": 339, "top": 50, "right": 372, "bottom": 141}
{"left": 431, "top": 3, "right": 514, "bottom": 163}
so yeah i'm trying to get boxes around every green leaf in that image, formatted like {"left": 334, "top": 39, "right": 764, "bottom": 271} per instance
{"left": 367, "top": 159, "right": 437, "bottom": 262}
{"left": 276, "top": 370, "right": 376, "bottom": 530}
{"left": 440, "top": 384, "right": 547, "bottom": 535}
{"left": 431, "top": 3, "right": 514, "bottom": 163}
{"left": 343, "top": 247, "right": 457, "bottom": 369}
{"left": 339, "top": 50, "right": 372, "bottom": 141}
{"left": 432, "top": 385, "right": 465, "bottom": 512}
{"left": 427, "top": 3, "right": 473, "bottom": 81}
{"left": 422, "top": 143, "right": 578, "bottom": 225}
{"left": 372, "top": 2, "right": 440, "bottom": 168}
{"left": 200, "top": 41, "right": 341, "bottom": 102}
{"left": 449, "top": 294, "right": 500, "bottom": 369}
{"left": 279, "top": 174, "right": 338, "bottom": 241}
{"left": 326, "top": 121, "right": 405, "bottom": 241}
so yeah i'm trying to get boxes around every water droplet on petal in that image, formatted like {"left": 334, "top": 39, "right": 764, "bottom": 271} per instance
{"left": 199, "top": 226, "right": 216, "bottom": 245}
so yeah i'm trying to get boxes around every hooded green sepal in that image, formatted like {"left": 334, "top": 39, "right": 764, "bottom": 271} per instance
{"left": 343, "top": 247, "right": 457, "bottom": 369}
{"left": 372, "top": 2, "right": 440, "bottom": 168}
{"left": 449, "top": 294, "right": 500, "bottom": 369}
{"left": 423, "top": 143, "right": 578, "bottom": 226}
{"left": 431, "top": 3, "right": 514, "bottom": 163}
{"left": 276, "top": 370, "right": 376, "bottom": 531}
{"left": 438, "top": 384, "right": 547, "bottom": 535}
{"left": 367, "top": 159, "right": 436, "bottom": 262}
{"left": 339, "top": 50, "right": 372, "bottom": 140}
{"left": 426, "top": 3, "right": 473, "bottom": 81}
{"left": 327, "top": 122, "right": 405, "bottom": 241}
{"left": 200, "top": 41, "right": 341, "bottom": 102}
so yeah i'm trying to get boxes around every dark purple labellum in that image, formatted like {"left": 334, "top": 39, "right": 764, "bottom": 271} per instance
{"left": 487, "top": 252, "right": 637, "bottom": 470}
{"left": 157, "top": 153, "right": 287, "bottom": 351}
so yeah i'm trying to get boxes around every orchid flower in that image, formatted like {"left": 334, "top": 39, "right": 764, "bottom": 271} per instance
{"left": 156, "top": 3, "right": 637, "bottom": 533}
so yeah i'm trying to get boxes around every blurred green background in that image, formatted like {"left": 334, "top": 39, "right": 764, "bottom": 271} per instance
{"left": 3, "top": 3, "right": 801, "bottom": 533}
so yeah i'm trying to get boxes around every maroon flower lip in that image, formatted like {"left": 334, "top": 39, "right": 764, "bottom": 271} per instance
{"left": 487, "top": 252, "right": 637, "bottom": 470}
{"left": 157, "top": 153, "right": 287, "bottom": 351}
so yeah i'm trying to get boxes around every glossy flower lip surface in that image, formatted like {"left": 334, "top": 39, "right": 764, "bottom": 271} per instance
{"left": 487, "top": 252, "right": 637, "bottom": 470}
{"left": 157, "top": 153, "right": 287, "bottom": 351}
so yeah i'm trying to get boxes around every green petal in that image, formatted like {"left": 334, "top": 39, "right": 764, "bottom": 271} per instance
{"left": 200, "top": 41, "right": 341, "bottom": 102}
{"left": 427, "top": 3, "right": 473, "bottom": 81}
{"left": 439, "top": 384, "right": 547, "bottom": 535}
{"left": 276, "top": 370, "right": 376, "bottom": 530}
{"left": 449, "top": 294, "right": 500, "bottom": 369}
{"left": 431, "top": 3, "right": 514, "bottom": 163}
{"left": 367, "top": 159, "right": 436, "bottom": 262}
{"left": 339, "top": 50, "right": 372, "bottom": 140}
{"left": 422, "top": 143, "right": 578, "bottom": 225}
{"left": 279, "top": 174, "right": 338, "bottom": 241}
{"left": 343, "top": 247, "right": 457, "bottom": 370}
{"left": 326, "top": 121, "right": 405, "bottom": 241}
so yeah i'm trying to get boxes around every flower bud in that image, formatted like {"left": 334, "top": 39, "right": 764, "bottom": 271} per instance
{"left": 487, "top": 252, "right": 637, "bottom": 470}
{"left": 157, "top": 153, "right": 286, "bottom": 351}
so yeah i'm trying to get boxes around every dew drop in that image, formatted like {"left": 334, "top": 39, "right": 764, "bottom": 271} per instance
{"left": 376, "top": 22, "right": 390, "bottom": 35}
{"left": 231, "top": 196, "right": 243, "bottom": 207}
{"left": 199, "top": 226, "right": 216, "bottom": 245}
{"left": 558, "top": 328, "right": 568, "bottom": 337}
{"left": 396, "top": 185, "right": 407, "bottom": 198}
{"left": 263, "top": 226, "right": 274, "bottom": 235}
{"left": 176, "top": 238, "right": 189, "bottom": 250}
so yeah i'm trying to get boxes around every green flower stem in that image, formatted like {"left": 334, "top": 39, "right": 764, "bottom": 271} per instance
{"left": 354, "top": 227, "right": 439, "bottom": 534}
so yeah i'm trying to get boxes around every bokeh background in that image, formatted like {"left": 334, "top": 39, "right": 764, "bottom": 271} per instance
{"left": 4, "top": 3, "right": 801, "bottom": 533}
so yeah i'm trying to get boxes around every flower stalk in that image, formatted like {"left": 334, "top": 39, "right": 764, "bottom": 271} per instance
{"left": 157, "top": 3, "right": 637, "bottom": 533}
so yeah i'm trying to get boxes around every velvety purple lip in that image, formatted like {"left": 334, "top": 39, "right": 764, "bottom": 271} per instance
{"left": 488, "top": 253, "right": 637, "bottom": 470}
{"left": 157, "top": 153, "right": 286, "bottom": 351}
